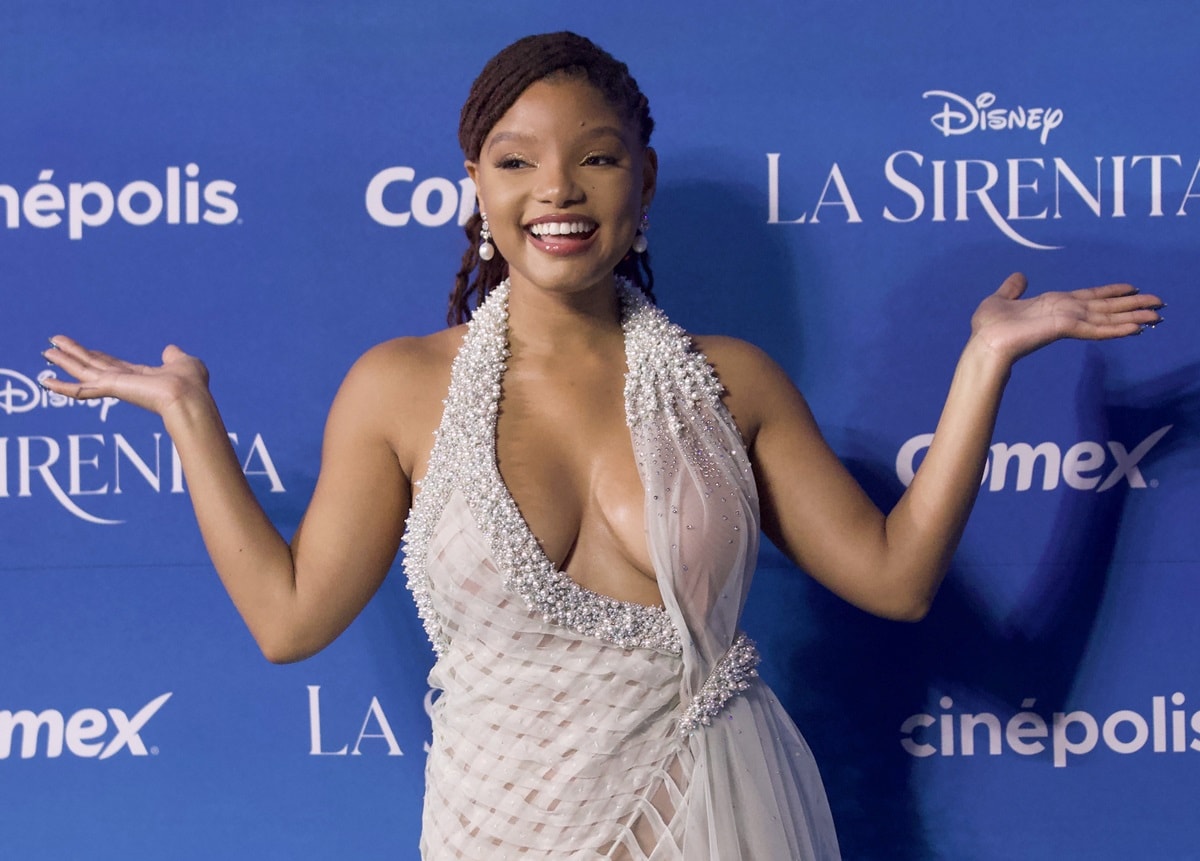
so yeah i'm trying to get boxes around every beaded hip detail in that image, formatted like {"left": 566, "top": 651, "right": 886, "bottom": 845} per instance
{"left": 679, "top": 632, "right": 761, "bottom": 735}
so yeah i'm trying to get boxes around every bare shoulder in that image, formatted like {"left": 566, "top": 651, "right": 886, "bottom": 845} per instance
{"left": 693, "top": 334, "right": 807, "bottom": 444}
{"left": 694, "top": 334, "right": 782, "bottom": 379}
{"left": 347, "top": 326, "right": 465, "bottom": 392}
{"left": 330, "top": 326, "right": 467, "bottom": 476}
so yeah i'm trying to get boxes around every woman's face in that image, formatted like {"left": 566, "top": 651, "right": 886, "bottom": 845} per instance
{"left": 466, "top": 75, "right": 656, "bottom": 300}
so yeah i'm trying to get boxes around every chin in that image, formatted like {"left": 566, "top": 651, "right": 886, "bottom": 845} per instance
{"left": 508, "top": 256, "right": 622, "bottom": 296}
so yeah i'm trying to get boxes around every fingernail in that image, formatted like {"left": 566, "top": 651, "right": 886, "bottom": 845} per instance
{"left": 37, "top": 378, "right": 49, "bottom": 390}
{"left": 42, "top": 350, "right": 56, "bottom": 366}
{"left": 47, "top": 337, "right": 58, "bottom": 348}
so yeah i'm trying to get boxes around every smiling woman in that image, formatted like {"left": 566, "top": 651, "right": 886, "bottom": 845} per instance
{"left": 449, "top": 33, "right": 656, "bottom": 327}
{"left": 464, "top": 76, "right": 654, "bottom": 304}
{"left": 38, "top": 29, "right": 1163, "bottom": 861}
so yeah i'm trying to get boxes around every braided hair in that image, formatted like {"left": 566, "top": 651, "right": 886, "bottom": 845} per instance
{"left": 448, "top": 32, "right": 656, "bottom": 325}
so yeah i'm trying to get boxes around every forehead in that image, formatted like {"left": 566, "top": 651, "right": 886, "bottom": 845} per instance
{"left": 483, "top": 77, "right": 633, "bottom": 148}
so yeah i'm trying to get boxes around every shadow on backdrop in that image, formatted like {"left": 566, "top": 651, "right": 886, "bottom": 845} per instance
{"left": 650, "top": 170, "right": 826, "bottom": 370}
{"left": 757, "top": 247, "right": 1196, "bottom": 860}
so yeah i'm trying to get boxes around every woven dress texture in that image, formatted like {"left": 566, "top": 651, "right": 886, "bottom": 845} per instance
{"left": 402, "top": 281, "right": 841, "bottom": 860}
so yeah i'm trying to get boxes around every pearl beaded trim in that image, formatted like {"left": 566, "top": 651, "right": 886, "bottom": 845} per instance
{"left": 679, "top": 632, "right": 761, "bottom": 735}
{"left": 403, "top": 278, "right": 733, "bottom": 658}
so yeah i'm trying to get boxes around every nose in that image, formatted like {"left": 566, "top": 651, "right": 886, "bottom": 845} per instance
{"left": 534, "top": 157, "right": 585, "bottom": 208}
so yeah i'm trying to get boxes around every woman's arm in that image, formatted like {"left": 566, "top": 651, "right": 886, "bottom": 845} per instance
{"left": 42, "top": 336, "right": 426, "bottom": 662}
{"left": 708, "top": 274, "right": 1163, "bottom": 621}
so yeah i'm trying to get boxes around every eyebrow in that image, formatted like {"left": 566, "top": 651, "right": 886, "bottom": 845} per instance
{"left": 485, "top": 125, "right": 628, "bottom": 154}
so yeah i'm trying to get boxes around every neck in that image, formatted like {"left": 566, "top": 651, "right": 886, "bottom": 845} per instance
{"left": 504, "top": 274, "right": 625, "bottom": 358}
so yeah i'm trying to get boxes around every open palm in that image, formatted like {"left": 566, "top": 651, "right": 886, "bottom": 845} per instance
{"left": 970, "top": 273, "right": 1163, "bottom": 364}
{"left": 43, "top": 336, "right": 210, "bottom": 416}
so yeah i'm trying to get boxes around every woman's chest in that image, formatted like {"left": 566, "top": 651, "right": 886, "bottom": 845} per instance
{"left": 495, "top": 368, "right": 659, "bottom": 603}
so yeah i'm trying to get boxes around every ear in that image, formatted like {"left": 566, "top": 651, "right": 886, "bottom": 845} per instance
{"left": 640, "top": 147, "right": 658, "bottom": 208}
{"left": 464, "top": 160, "right": 483, "bottom": 210}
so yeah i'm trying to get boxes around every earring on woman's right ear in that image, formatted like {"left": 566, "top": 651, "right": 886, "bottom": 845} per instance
{"left": 478, "top": 213, "right": 496, "bottom": 261}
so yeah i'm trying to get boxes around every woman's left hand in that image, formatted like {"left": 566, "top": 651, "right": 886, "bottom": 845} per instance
{"left": 969, "top": 272, "right": 1164, "bottom": 365}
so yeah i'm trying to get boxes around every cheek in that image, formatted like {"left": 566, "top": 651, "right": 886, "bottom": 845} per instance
{"left": 475, "top": 172, "right": 517, "bottom": 214}
{"left": 481, "top": 190, "right": 524, "bottom": 233}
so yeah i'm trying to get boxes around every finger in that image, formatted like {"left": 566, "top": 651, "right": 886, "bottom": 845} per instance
{"left": 994, "top": 272, "right": 1028, "bottom": 300}
{"left": 40, "top": 355, "right": 102, "bottom": 400}
{"left": 1110, "top": 310, "right": 1164, "bottom": 330}
{"left": 1082, "top": 322, "right": 1146, "bottom": 340}
{"left": 1072, "top": 309, "right": 1164, "bottom": 339}
{"left": 45, "top": 336, "right": 101, "bottom": 373}
{"left": 1083, "top": 292, "right": 1163, "bottom": 324}
{"left": 46, "top": 336, "right": 138, "bottom": 378}
{"left": 37, "top": 373, "right": 98, "bottom": 402}
{"left": 1089, "top": 293, "right": 1163, "bottom": 315}
{"left": 1072, "top": 282, "right": 1138, "bottom": 301}
{"left": 43, "top": 343, "right": 102, "bottom": 379}
{"left": 46, "top": 334, "right": 101, "bottom": 363}
{"left": 1124, "top": 291, "right": 1163, "bottom": 310}
{"left": 162, "top": 344, "right": 190, "bottom": 363}
{"left": 1104, "top": 307, "right": 1164, "bottom": 327}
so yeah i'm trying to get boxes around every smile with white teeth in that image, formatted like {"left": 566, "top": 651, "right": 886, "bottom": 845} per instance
{"left": 528, "top": 221, "right": 595, "bottom": 237}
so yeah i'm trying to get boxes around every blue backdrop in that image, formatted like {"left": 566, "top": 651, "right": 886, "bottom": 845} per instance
{"left": 2, "top": 2, "right": 1197, "bottom": 858}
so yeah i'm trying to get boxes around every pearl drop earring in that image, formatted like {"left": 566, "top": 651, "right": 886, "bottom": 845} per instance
{"left": 632, "top": 207, "right": 649, "bottom": 254}
{"left": 478, "top": 213, "right": 495, "bottom": 261}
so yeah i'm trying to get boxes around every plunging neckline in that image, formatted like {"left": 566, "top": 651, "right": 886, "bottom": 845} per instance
{"left": 492, "top": 327, "right": 662, "bottom": 614}
{"left": 403, "top": 279, "right": 684, "bottom": 657}
{"left": 486, "top": 283, "right": 672, "bottom": 610}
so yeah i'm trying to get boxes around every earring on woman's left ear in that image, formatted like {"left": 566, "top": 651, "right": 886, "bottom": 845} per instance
{"left": 478, "top": 213, "right": 496, "bottom": 261}
{"left": 632, "top": 207, "right": 649, "bottom": 254}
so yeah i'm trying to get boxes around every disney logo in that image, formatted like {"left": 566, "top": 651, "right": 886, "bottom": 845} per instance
{"left": 923, "top": 90, "right": 1064, "bottom": 146}
{"left": 0, "top": 368, "right": 118, "bottom": 421}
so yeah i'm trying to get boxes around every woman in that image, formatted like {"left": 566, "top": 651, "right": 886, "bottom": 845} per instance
{"left": 42, "top": 32, "right": 1161, "bottom": 861}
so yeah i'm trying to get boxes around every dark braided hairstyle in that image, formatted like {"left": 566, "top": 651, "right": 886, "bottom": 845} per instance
{"left": 449, "top": 32, "right": 656, "bottom": 325}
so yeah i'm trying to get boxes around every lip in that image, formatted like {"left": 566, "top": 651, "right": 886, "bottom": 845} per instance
{"left": 524, "top": 213, "right": 598, "bottom": 229}
{"left": 523, "top": 214, "right": 599, "bottom": 256}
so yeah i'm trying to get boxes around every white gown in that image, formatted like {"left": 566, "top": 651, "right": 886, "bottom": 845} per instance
{"left": 402, "top": 280, "right": 841, "bottom": 860}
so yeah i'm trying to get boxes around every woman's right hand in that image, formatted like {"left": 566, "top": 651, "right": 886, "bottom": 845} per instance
{"left": 43, "top": 336, "right": 211, "bottom": 417}
{"left": 40, "top": 332, "right": 418, "bottom": 664}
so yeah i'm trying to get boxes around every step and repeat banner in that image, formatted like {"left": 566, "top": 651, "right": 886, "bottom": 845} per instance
{"left": 2, "top": 2, "right": 1197, "bottom": 859}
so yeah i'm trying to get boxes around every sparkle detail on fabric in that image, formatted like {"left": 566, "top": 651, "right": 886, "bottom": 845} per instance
{"left": 400, "top": 277, "right": 842, "bottom": 859}
{"left": 403, "top": 278, "right": 710, "bottom": 657}
{"left": 679, "top": 631, "right": 760, "bottom": 735}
